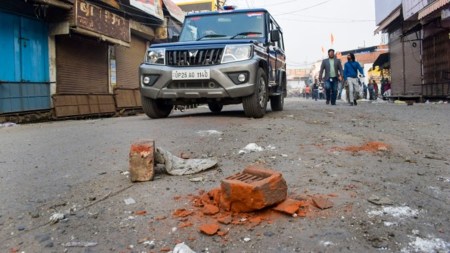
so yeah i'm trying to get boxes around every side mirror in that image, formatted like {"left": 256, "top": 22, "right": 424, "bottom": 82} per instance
{"left": 270, "top": 30, "right": 280, "bottom": 42}
{"left": 171, "top": 36, "right": 179, "bottom": 42}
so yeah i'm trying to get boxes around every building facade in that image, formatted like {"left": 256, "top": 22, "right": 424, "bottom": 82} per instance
{"left": 375, "top": 0, "right": 450, "bottom": 99}
{"left": 0, "top": 0, "right": 184, "bottom": 121}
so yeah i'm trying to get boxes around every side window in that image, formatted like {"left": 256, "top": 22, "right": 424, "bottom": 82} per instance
{"left": 278, "top": 30, "right": 284, "bottom": 51}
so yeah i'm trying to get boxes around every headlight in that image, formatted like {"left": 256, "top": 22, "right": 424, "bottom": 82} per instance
{"left": 221, "top": 44, "right": 253, "bottom": 64}
{"left": 145, "top": 48, "right": 165, "bottom": 65}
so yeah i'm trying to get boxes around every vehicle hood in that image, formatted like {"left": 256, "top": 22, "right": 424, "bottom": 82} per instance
{"left": 150, "top": 39, "right": 260, "bottom": 50}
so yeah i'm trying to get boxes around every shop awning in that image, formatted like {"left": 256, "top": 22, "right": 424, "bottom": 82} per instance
{"left": 419, "top": 0, "right": 450, "bottom": 19}
{"left": 163, "top": 0, "right": 185, "bottom": 23}
{"left": 374, "top": 7, "right": 402, "bottom": 34}
{"left": 373, "top": 53, "right": 390, "bottom": 69}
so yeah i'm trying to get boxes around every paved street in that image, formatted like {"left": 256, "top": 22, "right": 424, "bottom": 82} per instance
{"left": 1, "top": 98, "right": 449, "bottom": 252}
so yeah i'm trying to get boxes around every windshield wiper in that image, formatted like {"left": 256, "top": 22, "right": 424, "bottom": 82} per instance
{"left": 196, "top": 34, "right": 227, "bottom": 41}
{"left": 230, "top": 32, "right": 262, "bottom": 39}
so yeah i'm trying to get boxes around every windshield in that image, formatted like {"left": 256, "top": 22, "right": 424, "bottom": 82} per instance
{"left": 179, "top": 12, "right": 266, "bottom": 42}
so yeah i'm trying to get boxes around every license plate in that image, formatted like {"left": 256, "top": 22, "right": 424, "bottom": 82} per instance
{"left": 172, "top": 69, "right": 210, "bottom": 80}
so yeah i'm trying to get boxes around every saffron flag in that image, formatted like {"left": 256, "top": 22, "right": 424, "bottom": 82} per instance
{"left": 331, "top": 33, "right": 335, "bottom": 45}
{"left": 321, "top": 46, "right": 325, "bottom": 54}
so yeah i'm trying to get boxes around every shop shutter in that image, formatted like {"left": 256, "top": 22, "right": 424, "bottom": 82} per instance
{"left": 56, "top": 35, "right": 108, "bottom": 94}
{"left": 115, "top": 34, "right": 147, "bottom": 89}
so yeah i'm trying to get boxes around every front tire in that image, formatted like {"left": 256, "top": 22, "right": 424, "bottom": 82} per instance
{"left": 243, "top": 68, "right": 268, "bottom": 118}
{"left": 208, "top": 102, "right": 223, "bottom": 113}
{"left": 141, "top": 96, "right": 173, "bottom": 119}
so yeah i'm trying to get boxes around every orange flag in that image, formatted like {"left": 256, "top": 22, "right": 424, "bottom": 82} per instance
{"left": 321, "top": 46, "right": 325, "bottom": 54}
{"left": 331, "top": 33, "right": 335, "bottom": 45}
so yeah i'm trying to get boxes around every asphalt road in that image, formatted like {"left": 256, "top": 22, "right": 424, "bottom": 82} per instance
{"left": 1, "top": 98, "right": 449, "bottom": 252}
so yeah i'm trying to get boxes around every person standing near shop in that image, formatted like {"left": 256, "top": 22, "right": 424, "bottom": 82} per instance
{"left": 319, "top": 49, "right": 343, "bottom": 105}
{"left": 343, "top": 53, "right": 365, "bottom": 106}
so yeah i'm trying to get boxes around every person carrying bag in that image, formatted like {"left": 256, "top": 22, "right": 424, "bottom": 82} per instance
{"left": 343, "top": 53, "right": 364, "bottom": 106}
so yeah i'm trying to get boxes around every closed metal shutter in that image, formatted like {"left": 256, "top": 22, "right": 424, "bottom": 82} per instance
{"left": 115, "top": 34, "right": 147, "bottom": 89}
{"left": 423, "top": 31, "right": 449, "bottom": 96}
{"left": 389, "top": 30, "right": 403, "bottom": 95}
{"left": 56, "top": 35, "right": 108, "bottom": 94}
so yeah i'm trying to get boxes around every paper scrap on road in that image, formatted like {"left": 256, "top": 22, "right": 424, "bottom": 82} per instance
{"left": 156, "top": 147, "right": 217, "bottom": 176}
{"left": 173, "top": 242, "right": 196, "bottom": 253}
{"left": 239, "top": 143, "right": 264, "bottom": 154}
{"left": 196, "top": 130, "right": 223, "bottom": 137}
{"left": 49, "top": 212, "right": 65, "bottom": 224}
{"left": 62, "top": 241, "right": 98, "bottom": 247}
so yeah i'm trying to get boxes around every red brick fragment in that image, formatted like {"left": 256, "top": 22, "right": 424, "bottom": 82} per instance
{"left": 178, "top": 221, "right": 193, "bottom": 228}
{"left": 220, "top": 165, "right": 287, "bottom": 213}
{"left": 173, "top": 209, "right": 193, "bottom": 218}
{"left": 217, "top": 230, "right": 229, "bottom": 237}
{"left": 202, "top": 204, "right": 220, "bottom": 215}
{"left": 160, "top": 247, "right": 171, "bottom": 252}
{"left": 129, "top": 140, "right": 155, "bottom": 182}
{"left": 272, "top": 199, "right": 303, "bottom": 215}
{"left": 312, "top": 196, "right": 334, "bottom": 209}
{"left": 199, "top": 223, "right": 220, "bottom": 236}
{"left": 134, "top": 210, "right": 147, "bottom": 216}
{"left": 217, "top": 214, "right": 232, "bottom": 225}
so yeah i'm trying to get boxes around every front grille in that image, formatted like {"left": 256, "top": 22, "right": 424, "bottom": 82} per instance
{"left": 167, "top": 48, "right": 224, "bottom": 66}
{"left": 167, "top": 80, "right": 220, "bottom": 89}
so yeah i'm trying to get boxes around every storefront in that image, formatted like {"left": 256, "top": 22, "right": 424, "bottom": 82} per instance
{"left": 420, "top": 2, "right": 450, "bottom": 97}
{"left": 0, "top": 2, "right": 51, "bottom": 114}
{"left": 52, "top": 0, "right": 131, "bottom": 117}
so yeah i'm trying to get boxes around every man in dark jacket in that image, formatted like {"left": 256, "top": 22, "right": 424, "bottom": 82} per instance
{"left": 319, "top": 49, "right": 343, "bottom": 105}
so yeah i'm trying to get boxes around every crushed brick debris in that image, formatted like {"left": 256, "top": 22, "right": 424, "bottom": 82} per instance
{"left": 134, "top": 210, "right": 147, "bottom": 216}
{"left": 335, "top": 141, "right": 390, "bottom": 153}
{"left": 178, "top": 221, "right": 193, "bottom": 228}
{"left": 172, "top": 209, "right": 194, "bottom": 218}
{"left": 199, "top": 223, "right": 220, "bottom": 235}
{"left": 312, "top": 196, "right": 334, "bottom": 210}
{"left": 272, "top": 199, "right": 306, "bottom": 215}
{"left": 202, "top": 204, "right": 220, "bottom": 215}
{"left": 167, "top": 166, "right": 341, "bottom": 238}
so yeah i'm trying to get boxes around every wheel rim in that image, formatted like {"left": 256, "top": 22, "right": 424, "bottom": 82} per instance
{"left": 258, "top": 76, "right": 267, "bottom": 108}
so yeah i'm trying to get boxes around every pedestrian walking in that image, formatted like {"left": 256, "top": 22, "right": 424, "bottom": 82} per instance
{"left": 343, "top": 53, "right": 364, "bottom": 106}
{"left": 305, "top": 85, "right": 311, "bottom": 99}
{"left": 312, "top": 79, "right": 319, "bottom": 101}
{"left": 319, "top": 49, "right": 343, "bottom": 105}
{"left": 368, "top": 79, "right": 377, "bottom": 100}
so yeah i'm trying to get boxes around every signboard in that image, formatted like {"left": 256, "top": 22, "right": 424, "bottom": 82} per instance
{"left": 403, "top": 0, "right": 434, "bottom": 20}
{"left": 75, "top": 0, "right": 130, "bottom": 42}
{"left": 175, "top": 0, "right": 216, "bottom": 13}
{"left": 163, "top": 0, "right": 185, "bottom": 23}
{"left": 129, "top": 0, "right": 164, "bottom": 21}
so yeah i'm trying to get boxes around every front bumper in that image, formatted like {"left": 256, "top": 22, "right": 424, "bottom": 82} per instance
{"left": 139, "top": 59, "right": 259, "bottom": 100}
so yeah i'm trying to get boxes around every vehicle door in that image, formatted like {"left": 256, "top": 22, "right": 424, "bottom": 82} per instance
{"left": 268, "top": 17, "right": 286, "bottom": 87}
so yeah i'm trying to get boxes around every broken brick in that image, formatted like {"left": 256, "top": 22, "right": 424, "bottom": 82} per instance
{"left": 129, "top": 140, "right": 155, "bottom": 182}
{"left": 202, "top": 204, "right": 220, "bottom": 215}
{"left": 312, "top": 196, "right": 334, "bottom": 209}
{"left": 217, "top": 214, "right": 232, "bottom": 225}
{"left": 220, "top": 165, "right": 287, "bottom": 212}
{"left": 199, "top": 223, "right": 220, "bottom": 236}
{"left": 178, "top": 221, "right": 193, "bottom": 228}
{"left": 172, "top": 209, "right": 193, "bottom": 218}
{"left": 217, "top": 230, "right": 229, "bottom": 237}
{"left": 272, "top": 199, "right": 303, "bottom": 215}
{"left": 134, "top": 210, "right": 147, "bottom": 216}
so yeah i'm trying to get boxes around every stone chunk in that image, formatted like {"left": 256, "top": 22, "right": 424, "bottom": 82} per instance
{"left": 312, "top": 196, "right": 334, "bottom": 209}
{"left": 129, "top": 140, "right": 155, "bottom": 182}
{"left": 220, "top": 165, "right": 287, "bottom": 213}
